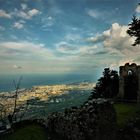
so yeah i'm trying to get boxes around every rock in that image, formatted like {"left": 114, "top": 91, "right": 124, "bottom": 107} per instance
{"left": 46, "top": 99, "right": 117, "bottom": 140}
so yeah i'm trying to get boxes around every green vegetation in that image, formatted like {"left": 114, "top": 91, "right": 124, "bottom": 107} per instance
{"left": 90, "top": 68, "right": 119, "bottom": 99}
{"left": 28, "top": 90, "right": 91, "bottom": 118}
{"left": 127, "top": 15, "right": 140, "bottom": 46}
{"left": 0, "top": 124, "right": 48, "bottom": 140}
{"left": 1, "top": 102, "right": 140, "bottom": 139}
{"left": 45, "top": 90, "right": 91, "bottom": 113}
{"left": 114, "top": 103, "right": 140, "bottom": 127}
{"left": 0, "top": 122, "right": 64, "bottom": 140}
{"left": 0, "top": 90, "right": 90, "bottom": 140}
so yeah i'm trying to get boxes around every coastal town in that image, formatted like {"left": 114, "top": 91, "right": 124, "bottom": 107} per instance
{"left": 0, "top": 82, "right": 95, "bottom": 119}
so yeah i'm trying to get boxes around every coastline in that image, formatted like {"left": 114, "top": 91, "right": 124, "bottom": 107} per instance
{"left": 0, "top": 82, "right": 95, "bottom": 119}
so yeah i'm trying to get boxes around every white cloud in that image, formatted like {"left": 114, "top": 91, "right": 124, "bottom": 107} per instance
{"left": 56, "top": 42, "right": 79, "bottom": 54}
{"left": 0, "top": 41, "right": 86, "bottom": 74}
{"left": 87, "top": 22, "right": 140, "bottom": 64}
{"left": 56, "top": 41, "right": 99, "bottom": 56}
{"left": 14, "top": 22, "right": 24, "bottom": 29}
{"left": 79, "top": 45, "right": 99, "bottom": 56}
{"left": 103, "top": 23, "right": 137, "bottom": 55}
{"left": 136, "top": 5, "right": 140, "bottom": 13}
{"left": 16, "top": 11, "right": 29, "bottom": 19}
{"left": 0, "top": 9, "right": 11, "bottom": 18}
{"left": 87, "top": 33, "right": 108, "bottom": 43}
{"left": 41, "top": 16, "right": 54, "bottom": 28}
{"left": 87, "top": 9, "right": 100, "bottom": 18}
{"left": 19, "top": 20, "right": 26, "bottom": 24}
{"left": 28, "top": 9, "right": 40, "bottom": 17}
{"left": 47, "top": 16, "right": 53, "bottom": 20}
{"left": 65, "top": 34, "right": 81, "bottom": 42}
{"left": 0, "top": 41, "right": 54, "bottom": 60}
{"left": 87, "top": 26, "right": 112, "bottom": 44}
{"left": 21, "top": 3, "right": 27, "bottom": 10}
{"left": 12, "top": 8, "right": 41, "bottom": 20}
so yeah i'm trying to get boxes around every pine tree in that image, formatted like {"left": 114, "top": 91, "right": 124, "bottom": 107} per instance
{"left": 127, "top": 15, "right": 140, "bottom": 46}
{"left": 90, "top": 68, "right": 119, "bottom": 99}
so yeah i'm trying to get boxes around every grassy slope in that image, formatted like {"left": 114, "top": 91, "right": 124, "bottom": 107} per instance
{"left": 0, "top": 124, "right": 48, "bottom": 140}
{"left": 114, "top": 103, "right": 140, "bottom": 127}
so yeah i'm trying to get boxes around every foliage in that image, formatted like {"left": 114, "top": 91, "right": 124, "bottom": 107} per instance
{"left": 0, "top": 120, "right": 65, "bottom": 140}
{"left": 90, "top": 68, "right": 119, "bottom": 99}
{"left": 0, "top": 123, "right": 48, "bottom": 140}
{"left": 127, "top": 15, "right": 140, "bottom": 46}
{"left": 114, "top": 103, "right": 140, "bottom": 127}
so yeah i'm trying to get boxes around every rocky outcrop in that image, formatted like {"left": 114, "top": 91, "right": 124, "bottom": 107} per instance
{"left": 118, "top": 117, "right": 140, "bottom": 140}
{"left": 46, "top": 98, "right": 117, "bottom": 140}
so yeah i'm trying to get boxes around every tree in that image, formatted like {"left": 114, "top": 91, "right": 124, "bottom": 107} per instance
{"left": 127, "top": 15, "right": 140, "bottom": 46}
{"left": 11, "top": 77, "right": 30, "bottom": 123}
{"left": 11, "top": 77, "right": 23, "bottom": 122}
{"left": 0, "top": 77, "right": 30, "bottom": 127}
{"left": 90, "top": 68, "right": 119, "bottom": 99}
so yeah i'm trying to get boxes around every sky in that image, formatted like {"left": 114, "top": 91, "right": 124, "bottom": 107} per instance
{"left": 0, "top": 0, "right": 140, "bottom": 75}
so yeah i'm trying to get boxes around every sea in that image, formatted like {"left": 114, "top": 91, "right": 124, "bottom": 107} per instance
{"left": 0, "top": 73, "right": 98, "bottom": 92}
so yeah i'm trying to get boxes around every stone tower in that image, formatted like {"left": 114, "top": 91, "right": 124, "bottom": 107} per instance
{"left": 118, "top": 63, "right": 140, "bottom": 102}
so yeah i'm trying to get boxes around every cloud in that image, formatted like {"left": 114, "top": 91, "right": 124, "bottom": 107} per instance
{"left": 0, "top": 9, "right": 11, "bottom": 18}
{"left": 136, "top": 5, "right": 140, "bottom": 13}
{"left": 94, "top": 50, "right": 108, "bottom": 55}
{"left": 88, "top": 23, "right": 135, "bottom": 53}
{"left": 87, "top": 9, "right": 100, "bottom": 18}
{"left": 56, "top": 42, "right": 78, "bottom": 54}
{"left": 14, "top": 22, "right": 24, "bottom": 29}
{"left": 56, "top": 41, "right": 100, "bottom": 56}
{"left": 87, "top": 32, "right": 109, "bottom": 43}
{"left": 65, "top": 34, "right": 81, "bottom": 42}
{"left": 47, "top": 16, "right": 53, "bottom": 20}
{"left": 19, "top": 20, "right": 26, "bottom": 24}
{"left": 0, "top": 41, "right": 54, "bottom": 61}
{"left": 0, "top": 41, "right": 85, "bottom": 74}
{"left": 12, "top": 8, "right": 41, "bottom": 20}
{"left": 102, "top": 23, "right": 137, "bottom": 55}
{"left": 79, "top": 45, "right": 101, "bottom": 56}
{"left": 0, "top": 21, "right": 139, "bottom": 74}
{"left": 41, "top": 16, "right": 54, "bottom": 28}
{"left": 28, "top": 9, "right": 40, "bottom": 17}
{"left": 21, "top": 3, "right": 27, "bottom": 10}
{"left": 87, "top": 22, "right": 140, "bottom": 64}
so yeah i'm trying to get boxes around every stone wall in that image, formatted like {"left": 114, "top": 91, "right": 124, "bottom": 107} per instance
{"left": 118, "top": 63, "right": 140, "bottom": 102}
{"left": 46, "top": 99, "right": 117, "bottom": 140}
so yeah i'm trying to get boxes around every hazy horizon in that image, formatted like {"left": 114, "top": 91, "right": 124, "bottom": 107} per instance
{"left": 0, "top": 73, "right": 98, "bottom": 92}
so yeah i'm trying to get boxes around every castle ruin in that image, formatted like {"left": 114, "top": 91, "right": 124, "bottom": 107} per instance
{"left": 118, "top": 63, "right": 140, "bottom": 102}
